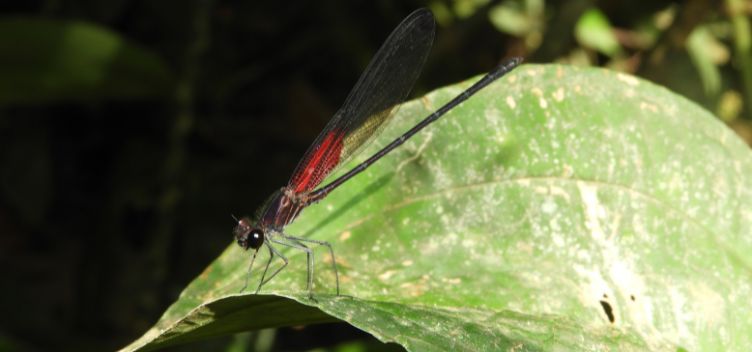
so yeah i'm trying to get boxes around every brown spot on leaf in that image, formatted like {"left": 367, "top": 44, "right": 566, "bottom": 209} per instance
{"left": 599, "top": 300, "right": 615, "bottom": 323}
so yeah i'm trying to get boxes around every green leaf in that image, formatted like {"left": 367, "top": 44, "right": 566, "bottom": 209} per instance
{"left": 489, "top": 0, "right": 544, "bottom": 36}
{"left": 0, "top": 18, "right": 173, "bottom": 105}
{"left": 123, "top": 64, "right": 752, "bottom": 351}
{"left": 489, "top": 1, "right": 532, "bottom": 36}
{"left": 686, "top": 25, "right": 727, "bottom": 96}
{"left": 575, "top": 9, "right": 622, "bottom": 57}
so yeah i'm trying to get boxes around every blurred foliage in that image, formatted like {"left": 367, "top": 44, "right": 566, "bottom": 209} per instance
{"left": 0, "top": 18, "right": 173, "bottom": 104}
{"left": 574, "top": 8, "right": 622, "bottom": 57}
{"left": 0, "top": 0, "right": 750, "bottom": 351}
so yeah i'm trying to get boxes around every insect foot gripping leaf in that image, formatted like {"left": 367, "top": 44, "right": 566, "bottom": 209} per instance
{"left": 123, "top": 64, "right": 752, "bottom": 352}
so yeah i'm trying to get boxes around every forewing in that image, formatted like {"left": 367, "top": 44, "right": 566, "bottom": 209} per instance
{"left": 287, "top": 9, "right": 435, "bottom": 194}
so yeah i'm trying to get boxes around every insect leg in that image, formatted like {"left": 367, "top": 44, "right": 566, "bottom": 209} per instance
{"left": 239, "top": 248, "right": 260, "bottom": 293}
{"left": 269, "top": 237, "right": 315, "bottom": 299}
{"left": 254, "top": 244, "right": 275, "bottom": 294}
{"left": 281, "top": 234, "right": 340, "bottom": 296}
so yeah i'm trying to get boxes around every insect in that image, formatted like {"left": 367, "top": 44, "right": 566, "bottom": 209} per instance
{"left": 233, "top": 8, "right": 522, "bottom": 298}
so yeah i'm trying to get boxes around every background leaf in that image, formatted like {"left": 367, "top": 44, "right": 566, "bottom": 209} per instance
{"left": 575, "top": 9, "right": 622, "bottom": 57}
{"left": 127, "top": 63, "right": 750, "bottom": 351}
{"left": 686, "top": 25, "right": 727, "bottom": 96}
{"left": 0, "top": 18, "right": 173, "bottom": 105}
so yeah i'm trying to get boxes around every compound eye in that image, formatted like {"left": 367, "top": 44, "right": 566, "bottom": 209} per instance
{"left": 248, "top": 228, "right": 264, "bottom": 250}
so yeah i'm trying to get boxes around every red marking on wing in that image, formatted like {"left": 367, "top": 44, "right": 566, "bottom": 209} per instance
{"left": 290, "top": 130, "right": 344, "bottom": 194}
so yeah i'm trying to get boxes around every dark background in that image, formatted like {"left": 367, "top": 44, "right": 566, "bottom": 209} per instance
{"left": 1, "top": 0, "right": 749, "bottom": 351}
